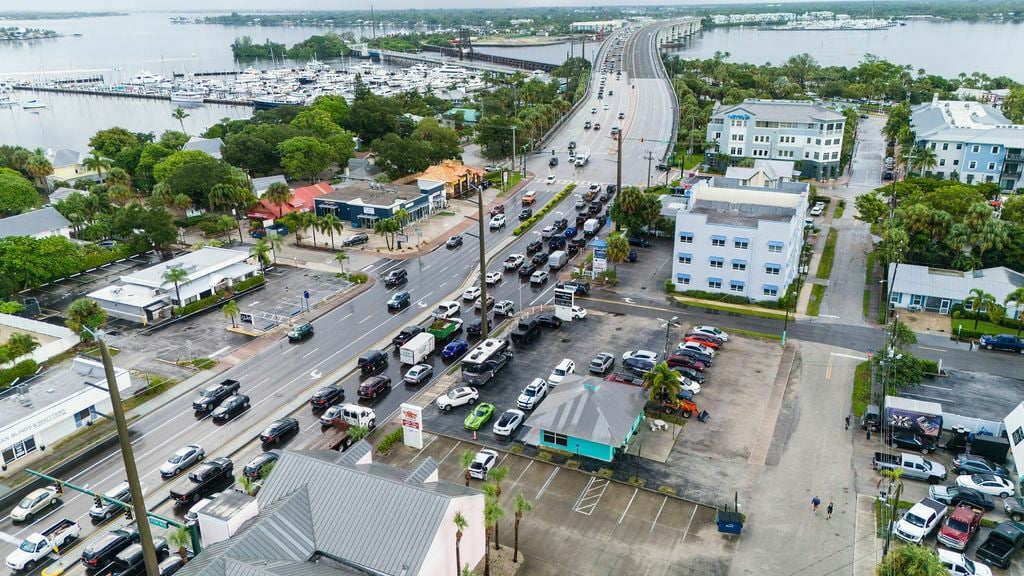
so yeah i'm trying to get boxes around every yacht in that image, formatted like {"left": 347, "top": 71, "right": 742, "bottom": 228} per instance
{"left": 127, "top": 71, "right": 164, "bottom": 86}
{"left": 21, "top": 99, "right": 47, "bottom": 109}
{"left": 170, "top": 90, "right": 205, "bottom": 104}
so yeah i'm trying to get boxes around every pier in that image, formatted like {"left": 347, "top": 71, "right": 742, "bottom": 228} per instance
{"left": 10, "top": 84, "right": 252, "bottom": 106}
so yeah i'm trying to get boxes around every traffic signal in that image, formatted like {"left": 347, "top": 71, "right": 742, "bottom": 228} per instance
{"left": 124, "top": 506, "right": 133, "bottom": 521}
{"left": 94, "top": 496, "right": 102, "bottom": 508}
{"left": 54, "top": 480, "right": 63, "bottom": 496}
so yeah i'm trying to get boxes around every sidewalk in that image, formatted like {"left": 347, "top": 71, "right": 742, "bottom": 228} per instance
{"left": 853, "top": 494, "right": 881, "bottom": 576}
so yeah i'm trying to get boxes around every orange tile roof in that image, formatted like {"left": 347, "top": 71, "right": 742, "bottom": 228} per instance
{"left": 248, "top": 181, "right": 333, "bottom": 220}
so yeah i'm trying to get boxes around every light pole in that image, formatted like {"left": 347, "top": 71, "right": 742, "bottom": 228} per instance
{"left": 657, "top": 316, "right": 680, "bottom": 358}
{"left": 470, "top": 183, "right": 490, "bottom": 339}
{"left": 644, "top": 149, "right": 655, "bottom": 189}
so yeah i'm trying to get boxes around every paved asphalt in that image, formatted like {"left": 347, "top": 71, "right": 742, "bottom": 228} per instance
{"left": 0, "top": 24, "right": 676, "bottom": 572}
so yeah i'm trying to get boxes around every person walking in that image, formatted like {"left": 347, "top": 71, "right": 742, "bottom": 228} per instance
{"left": 812, "top": 496, "right": 821, "bottom": 513}
{"left": 827, "top": 501, "right": 834, "bottom": 520}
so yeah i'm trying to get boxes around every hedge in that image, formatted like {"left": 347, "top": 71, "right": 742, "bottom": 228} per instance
{"left": 512, "top": 183, "right": 576, "bottom": 236}
{"left": 233, "top": 274, "right": 266, "bottom": 292}
{"left": 174, "top": 274, "right": 265, "bottom": 316}
{"left": 0, "top": 359, "right": 39, "bottom": 389}
{"left": 375, "top": 428, "right": 404, "bottom": 455}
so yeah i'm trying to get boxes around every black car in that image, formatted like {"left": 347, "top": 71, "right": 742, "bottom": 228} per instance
{"left": 391, "top": 325, "right": 423, "bottom": 347}
{"left": 309, "top": 385, "right": 344, "bottom": 409}
{"left": 111, "top": 539, "right": 170, "bottom": 576}
{"left": 537, "top": 314, "right": 562, "bottom": 329}
{"left": 936, "top": 486, "right": 995, "bottom": 511}
{"left": 259, "top": 417, "right": 299, "bottom": 444}
{"left": 526, "top": 239, "right": 543, "bottom": 255}
{"left": 357, "top": 375, "right": 392, "bottom": 400}
{"left": 627, "top": 236, "right": 651, "bottom": 248}
{"left": 358, "top": 350, "right": 388, "bottom": 374}
{"left": 446, "top": 235, "right": 463, "bottom": 248}
{"left": 242, "top": 450, "right": 280, "bottom": 480}
{"left": 889, "top": 429, "right": 935, "bottom": 454}
{"left": 569, "top": 236, "right": 587, "bottom": 250}
{"left": 1005, "top": 496, "right": 1024, "bottom": 521}
{"left": 466, "top": 319, "right": 483, "bottom": 338}
{"left": 588, "top": 203, "right": 602, "bottom": 216}
{"left": 387, "top": 291, "right": 411, "bottom": 311}
{"left": 548, "top": 236, "right": 566, "bottom": 251}
{"left": 383, "top": 269, "right": 408, "bottom": 288}
{"left": 606, "top": 184, "right": 617, "bottom": 193}
{"left": 81, "top": 525, "right": 140, "bottom": 573}
{"left": 673, "top": 348, "right": 713, "bottom": 366}
{"left": 567, "top": 140, "right": 576, "bottom": 150}
{"left": 518, "top": 261, "right": 539, "bottom": 278}
{"left": 549, "top": 157, "right": 558, "bottom": 167}
{"left": 556, "top": 280, "right": 591, "bottom": 296}
{"left": 553, "top": 218, "right": 568, "bottom": 231}
{"left": 191, "top": 379, "right": 240, "bottom": 413}
{"left": 531, "top": 252, "right": 549, "bottom": 266}
{"left": 211, "top": 394, "right": 250, "bottom": 422}
{"left": 672, "top": 366, "right": 706, "bottom": 384}
{"left": 519, "top": 208, "right": 533, "bottom": 221}
{"left": 342, "top": 233, "right": 369, "bottom": 247}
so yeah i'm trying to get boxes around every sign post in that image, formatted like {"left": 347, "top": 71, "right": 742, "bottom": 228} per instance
{"left": 553, "top": 287, "right": 575, "bottom": 322}
{"left": 592, "top": 239, "right": 608, "bottom": 279}
{"left": 400, "top": 403, "right": 423, "bottom": 449}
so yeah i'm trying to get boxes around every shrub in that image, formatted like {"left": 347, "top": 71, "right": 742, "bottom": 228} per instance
{"left": 658, "top": 485, "right": 676, "bottom": 495}
{"left": 0, "top": 359, "right": 39, "bottom": 389}
{"left": 537, "top": 451, "right": 552, "bottom": 462}
{"left": 597, "top": 468, "right": 613, "bottom": 479}
{"left": 920, "top": 359, "right": 939, "bottom": 374}
{"left": 346, "top": 272, "right": 369, "bottom": 284}
{"left": 175, "top": 292, "right": 223, "bottom": 317}
{"left": 664, "top": 278, "right": 675, "bottom": 293}
{"left": 233, "top": 274, "right": 265, "bottom": 292}
{"left": 627, "top": 476, "right": 645, "bottom": 487}
{"left": 375, "top": 428, "right": 404, "bottom": 454}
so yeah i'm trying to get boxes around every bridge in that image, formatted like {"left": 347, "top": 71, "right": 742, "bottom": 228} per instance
{"left": 656, "top": 16, "right": 703, "bottom": 48}
{"left": 419, "top": 43, "right": 559, "bottom": 73}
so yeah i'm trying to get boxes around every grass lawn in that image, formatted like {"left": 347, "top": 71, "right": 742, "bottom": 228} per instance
{"left": 862, "top": 288, "right": 871, "bottom": 320}
{"left": 864, "top": 251, "right": 876, "bottom": 285}
{"left": 486, "top": 170, "right": 523, "bottom": 194}
{"left": 816, "top": 228, "right": 838, "bottom": 279}
{"left": 807, "top": 284, "right": 827, "bottom": 316}
{"left": 951, "top": 317, "right": 1012, "bottom": 337}
{"left": 673, "top": 296, "right": 788, "bottom": 320}
{"left": 730, "top": 327, "right": 783, "bottom": 341}
{"left": 833, "top": 200, "right": 846, "bottom": 219}
{"left": 852, "top": 361, "right": 872, "bottom": 417}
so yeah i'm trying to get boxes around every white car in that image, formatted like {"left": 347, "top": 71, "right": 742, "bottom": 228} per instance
{"left": 159, "top": 444, "right": 205, "bottom": 479}
{"left": 810, "top": 205, "right": 824, "bottom": 217}
{"left": 540, "top": 225, "right": 555, "bottom": 239}
{"left": 677, "top": 375, "right": 702, "bottom": 394}
{"left": 485, "top": 272, "right": 502, "bottom": 286}
{"left": 493, "top": 409, "right": 526, "bottom": 437}
{"left": 530, "top": 270, "right": 549, "bottom": 285}
{"left": 545, "top": 175, "right": 556, "bottom": 185}
{"left": 432, "top": 300, "right": 461, "bottom": 319}
{"left": 462, "top": 286, "right": 481, "bottom": 301}
{"left": 468, "top": 449, "right": 498, "bottom": 480}
{"left": 938, "top": 549, "right": 992, "bottom": 576}
{"left": 403, "top": 363, "right": 433, "bottom": 385}
{"left": 677, "top": 341, "right": 716, "bottom": 358}
{"left": 691, "top": 325, "right": 729, "bottom": 342}
{"left": 570, "top": 306, "right": 587, "bottom": 320}
{"left": 489, "top": 214, "right": 506, "bottom": 230}
{"left": 548, "top": 358, "right": 575, "bottom": 384}
{"left": 603, "top": 103, "right": 609, "bottom": 110}
{"left": 623, "top": 349, "right": 659, "bottom": 363}
{"left": 955, "top": 473, "right": 1015, "bottom": 497}
{"left": 503, "top": 254, "right": 525, "bottom": 270}
{"left": 436, "top": 386, "right": 479, "bottom": 411}
{"left": 10, "top": 486, "right": 60, "bottom": 522}
{"left": 517, "top": 378, "right": 549, "bottom": 410}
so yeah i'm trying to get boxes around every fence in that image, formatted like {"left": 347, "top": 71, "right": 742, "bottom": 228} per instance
{"left": 0, "top": 313, "right": 77, "bottom": 368}
{"left": 942, "top": 412, "right": 1006, "bottom": 436}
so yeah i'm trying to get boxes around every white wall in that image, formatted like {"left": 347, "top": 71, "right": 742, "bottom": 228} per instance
{"left": 418, "top": 495, "right": 486, "bottom": 576}
{"left": 1004, "top": 402, "right": 1024, "bottom": 481}
{"left": 0, "top": 313, "right": 78, "bottom": 368}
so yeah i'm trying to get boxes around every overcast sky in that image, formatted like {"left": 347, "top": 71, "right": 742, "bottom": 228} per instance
{"left": 2, "top": 0, "right": 844, "bottom": 11}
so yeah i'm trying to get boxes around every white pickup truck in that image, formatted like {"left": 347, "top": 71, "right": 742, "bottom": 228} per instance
{"left": 894, "top": 498, "right": 947, "bottom": 544}
{"left": 5, "top": 518, "right": 80, "bottom": 572}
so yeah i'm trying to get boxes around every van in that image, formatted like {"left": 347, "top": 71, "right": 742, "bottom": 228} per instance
{"left": 339, "top": 404, "right": 377, "bottom": 428}
{"left": 583, "top": 218, "right": 599, "bottom": 236}
{"left": 357, "top": 350, "right": 388, "bottom": 374}
{"left": 548, "top": 250, "right": 568, "bottom": 271}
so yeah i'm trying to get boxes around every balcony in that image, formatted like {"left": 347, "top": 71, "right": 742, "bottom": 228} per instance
{"left": 1002, "top": 162, "right": 1023, "bottom": 177}
{"left": 1006, "top": 151, "right": 1024, "bottom": 162}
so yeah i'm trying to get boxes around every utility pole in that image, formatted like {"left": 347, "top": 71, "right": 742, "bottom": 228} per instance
{"left": 644, "top": 150, "right": 655, "bottom": 189}
{"left": 510, "top": 125, "right": 517, "bottom": 177}
{"left": 615, "top": 131, "right": 622, "bottom": 195}
{"left": 473, "top": 184, "right": 489, "bottom": 339}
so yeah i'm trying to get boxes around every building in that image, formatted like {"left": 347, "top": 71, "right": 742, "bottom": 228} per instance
{"left": 0, "top": 356, "right": 132, "bottom": 470}
{"left": 313, "top": 181, "right": 445, "bottom": 229}
{"left": 417, "top": 160, "right": 484, "bottom": 199}
{"left": 664, "top": 176, "right": 809, "bottom": 301}
{"left": 46, "top": 148, "right": 100, "bottom": 186}
{"left": 48, "top": 186, "right": 88, "bottom": 204}
{"left": 182, "top": 137, "right": 225, "bottom": 160}
{"left": 955, "top": 87, "right": 1012, "bottom": 108}
{"left": 247, "top": 182, "right": 333, "bottom": 223}
{"left": 527, "top": 374, "right": 647, "bottom": 462}
{"left": 250, "top": 175, "right": 288, "bottom": 198}
{"left": 181, "top": 444, "right": 485, "bottom": 576}
{"left": 570, "top": 20, "right": 627, "bottom": 32}
{"left": 724, "top": 159, "right": 797, "bottom": 187}
{"left": 911, "top": 95, "right": 1024, "bottom": 191}
{"left": 444, "top": 108, "right": 480, "bottom": 126}
{"left": 88, "top": 247, "right": 258, "bottom": 324}
{"left": 887, "top": 263, "right": 1024, "bottom": 318}
{"left": 0, "top": 207, "right": 72, "bottom": 240}
{"left": 706, "top": 99, "right": 846, "bottom": 180}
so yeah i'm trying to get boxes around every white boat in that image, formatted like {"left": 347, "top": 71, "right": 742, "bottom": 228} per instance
{"left": 127, "top": 71, "right": 164, "bottom": 86}
{"left": 21, "top": 99, "right": 46, "bottom": 109}
{"left": 170, "top": 90, "right": 205, "bottom": 104}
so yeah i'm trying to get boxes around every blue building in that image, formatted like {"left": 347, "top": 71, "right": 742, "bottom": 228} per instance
{"left": 527, "top": 374, "right": 647, "bottom": 462}
{"left": 313, "top": 180, "right": 446, "bottom": 229}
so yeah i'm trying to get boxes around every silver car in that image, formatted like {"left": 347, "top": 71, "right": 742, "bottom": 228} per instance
{"left": 159, "top": 444, "right": 205, "bottom": 479}
{"left": 404, "top": 364, "right": 433, "bottom": 385}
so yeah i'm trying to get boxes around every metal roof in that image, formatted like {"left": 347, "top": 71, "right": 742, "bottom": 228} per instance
{"left": 183, "top": 137, "right": 225, "bottom": 159}
{"left": 888, "top": 263, "right": 1024, "bottom": 303}
{"left": 251, "top": 175, "right": 288, "bottom": 194}
{"left": 527, "top": 374, "right": 647, "bottom": 446}
{"left": 711, "top": 99, "right": 844, "bottom": 123}
{"left": 0, "top": 207, "right": 71, "bottom": 239}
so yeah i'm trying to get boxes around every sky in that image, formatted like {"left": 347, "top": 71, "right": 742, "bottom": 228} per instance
{"left": 1, "top": 0, "right": 848, "bottom": 11}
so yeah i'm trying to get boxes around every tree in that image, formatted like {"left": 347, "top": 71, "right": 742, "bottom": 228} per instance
{"left": 154, "top": 150, "right": 239, "bottom": 209}
{"left": 482, "top": 496, "right": 504, "bottom": 576}
{"left": 162, "top": 266, "right": 191, "bottom": 307}
{"left": 82, "top": 151, "right": 112, "bottom": 180}
{"left": 207, "top": 183, "right": 236, "bottom": 213}
{"left": 1002, "top": 85, "right": 1024, "bottom": 124}
{"left": 251, "top": 238, "right": 272, "bottom": 272}
{"left": 1001, "top": 194, "right": 1024, "bottom": 224}
{"left": 605, "top": 233, "right": 630, "bottom": 272}
{"left": 334, "top": 249, "right": 349, "bottom": 274}
{"left": 393, "top": 208, "right": 410, "bottom": 230}
{"left": 278, "top": 136, "right": 332, "bottom": 181}
{"left": 643, "top": 362, "right": 682, "bottom": 403}
{"left": 873, "top": 350, "right": 924, "bottom": 392}
{"left": 107, "top": 183, "right": 134, "bottom": 207}
{"left": 320, "top": 212, "right": 344, "bottom": 250}
{"left": 0, "top": 168, "right": 39, "bottom": 215}
{"left": 166, "top": 525, "right": 192, "bottom": 563}
{"left": 453, "top": 511, "right": 468, "bottom": 576}
{"left": 89, "top": 127, "right": 141, "bottom": 158}
{"left": 784, "top": 53, "right": 818, "bottom": 89}
{"left": 609, "top": 187, "right": 661, "bottom": 233}
{"left": 159, "top": 130, "right": 189, "bottom": 151}
{"left": 488, "top": 467, "right": 509, "bottom": 550}
{"left": 373, "top": 218, "right": 400, "bottom": 251}
{"left": 172, "top": 107, "right": 190, "bottom": 133}
{"left": 965, "top": 288, "right": 996, "bottom": 330}
{"left": 891, "top": 319, "right": 918, "bottom": 350}
{"left": 310, "top": 94, "right": 350, "bottom": 125}
{"left": 1005, "top": 288, "right": 1024, "bottom": 337}
{"left": 904, "top": 145, "right": 937, "bottom": 176}
{"left": 875, "top": 544, "right": 946, "bottom": 576}
{"left": 263, "top": 182, "right": 293, "bottom": 218}
{"left": 222, "top": 300, "right": 239, "bottom": 328}
{"left": 6, "top": 333, "right": 39, "bottom": 357}
{"left": 512, "top": 493, "right": 532, "bottom": 564}
{"left": 459, "top": 449, "right": 476, "bottom": 487}
{"left": 24, "top": 154, "right": 53, "bottom": 189}
{"left": 373, "top": 133, "right": 432, "bottom": 179}
{"left": 65, "top": 298, "right": 107, "bottom": 339}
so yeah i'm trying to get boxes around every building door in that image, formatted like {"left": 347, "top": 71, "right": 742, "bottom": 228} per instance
{"left": 2, "top": 437, "right": 38, "bottom": 464}
{"left": 939, "top": 299, "right": 951, "bottom": 315}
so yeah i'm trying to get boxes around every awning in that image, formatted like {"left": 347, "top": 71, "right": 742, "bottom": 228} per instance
{"left": 732, "top": 259, "right": 747, "bottom": 266}
{"left": 676, "top": 273, "right": 690, "bottom": 281}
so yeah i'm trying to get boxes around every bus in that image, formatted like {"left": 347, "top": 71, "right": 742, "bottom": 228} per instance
{"left": 461, "top": 338, "right": 512, "bottom": 386}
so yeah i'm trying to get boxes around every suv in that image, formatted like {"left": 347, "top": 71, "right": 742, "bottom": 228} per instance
{"left": 358, "top": 350, "right": 388, "bottom": 374}
{"left": 192, "top": 379, "right": 240, "bottom": 413}
{"left": 357, "top": 375, "right": 392, "bottom": 400}
{"left": 489, "top": 214, "right": 506, "bottom": 230}
{"left": 889, "top": 429, "right": 935, "bottom": 454}
{"left": 556, "top": 280, "right": 590, "bottom": 296}
{"left": 386, "top": 291, "right": 411, "bottom": 311}
{"left": 242, "top": 450, "right": 280, "bottom": 480}
{"left": 341, "top": 233, "right": 369, "bottom": 247}
{"left": 526, "top": 239, "right": 543, "bottom": 255}
{"left": 89, "top": 482, "right": 132, "bottom": 520}
{"left": 522, "top": 191, "right": 537, "bottom": 206}
{"left": 510, "top": 317, "right": 541, "bottom": 344}
{"left": 287, "top": 322, "right": 313, "bottom": 341}
{"left": 111, "top": 539, "right": 170, "bottom": 576}
{"left": 589, "top": 352, "right": 615, "bottom": 374}
{"left": 81, "top": 525, "right": 140, "bottom": 573}
{"left": 383, "top": 269, "right": 408, "bottom": 288}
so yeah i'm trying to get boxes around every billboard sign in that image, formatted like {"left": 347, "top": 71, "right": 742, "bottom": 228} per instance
{"left": 400, "top": 403, "right": 423, "bottom": 449}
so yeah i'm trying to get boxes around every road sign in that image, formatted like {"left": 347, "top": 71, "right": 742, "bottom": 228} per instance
{"left": 239, "top": 313, "right": 253, "bottom": 324}
{"left": 148, "top": 516, "right": 169, "bottom": 529}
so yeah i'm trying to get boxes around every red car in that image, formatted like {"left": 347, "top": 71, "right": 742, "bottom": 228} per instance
{"left": 666, "top": 354, "right": 706, "bottom": 372}
{"left": 937, "top": 503, "right": 983, "bottom": 551}
{"left": 684, "top": 334, "right": 721, "bottom": 349}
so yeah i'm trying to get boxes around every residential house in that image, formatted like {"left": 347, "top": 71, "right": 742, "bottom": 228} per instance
{"left": 724, "top": 159, "right": 797, "bottom": 188}
{"left": 0, "top": 207, "right": 72, "bottom": 240}
{"left": 48, "top": 186, "right": 88, "bottom": 204}
{"left": 887, "top": 263, "right": 1024, "bottom": 318}
{"left": 46, "top": 148, "right": 99, "bottom": 186}
{"left": 182, "top": 137, "right": 225, "bottom": 160}
{"left": 250, "top": 175, "right": 288, "bottom": 199}
{"left": 417, "top": 160, "right": 484, "bottom": 199}
{"left": 247, "top": 182, "right": 333, "bottom": 223}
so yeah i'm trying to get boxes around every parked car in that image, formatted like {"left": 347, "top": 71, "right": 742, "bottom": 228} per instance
{"left": 259, "top": 417, "right": 298, "bottom": 444}
{"left": 677, "top": 341, "right": 716, "bottom": 358}
{"left": 493, "top": 409, "right": 526, "bottom": 437}
{"left": 1005, "top": 496, "right": 1024, "bottom": 521}
{"left": 956, "top": 474, "right": 1016, "bottom": 498}
{"left": 159, "top": 445, "right": 205, "bottom": 479}
{"left": 953, "top": 454, "right": 1007, "bottom": 477}
{"left": 894, "top": 497, "right": 947, "bottom": 544}
{"left": 382, "top": 269, "right": 408, "bottom": 288}
{"left": 386, "top": 291, "right": 411, "bottom": 311}
{"left": 464, "top": 403, "right": 495, "bottom": 430}
{"left": 672, "top": 366, "right": 706, "bottom": 383}
{"left": 979, "top": 334, "right": 1024, "bottom": 353}
{"left": 517, "top": 378, "right": 549, "bottom": 410}
{"left": 287, "top": 322, "right": 314, "bottom": 342}
{"left": 436, "top": 387, "right": 479, "bottom": 411}
{"left": 627, "top": 236, "right": 650, "bottom": 248}
{"left": 357, "top": 376, "right": 392, "bottom": 400}
{"left": 548, "top": 359, "right": 575, "bottom": 385}
{"left": 211, "top": 394, "right": 250, "bottom": 422}
{"left": 446, "top": 235, "right": 463, "bottom": 249}
{"left": 684, "top": 334, "right": 722, "bottom": 349}
{"left": 443, "top": 340, "right": 469, "bottom": 360}
{"left": 937, "top": 503, "right": 984, "bottom": 551}
{"left": 666, "top": 354, "right": 706, "bottom": 372}
{"left": 672, "top": 347, "right": 714, "bottom": 366}
{"left": 929, "top": 485, "right": 995, "bottom": 510}
{"left": 570, "top": 306, "right": 587, "bottom": 320}
{"left": 589, "top": 352, "right": 614, "bottom": 374}
{"left": 623, "top": 350, "right": 659, "bottom": 363}
{"left": 691, "top": 325, "right": 729, "bottom": 341}
{"left": 976, "top": 521, "right": 1024, "bottom": 569}
{"left": 889, "top": 429, "right": 936, "bottom": 454}
{"left": 468, "top": 449, "right": 498, "bottom": 480}
{"left": 11, "top": 487, "right": 61, "bottom": 523}
{"left": 341, "top": 233, "right": 369, "bottom": 247}
{"left": 937, "top": 549, "right": 993, "bottom": 576}
{"left": 242, "top": 451, "right": 280, "bottom": 480}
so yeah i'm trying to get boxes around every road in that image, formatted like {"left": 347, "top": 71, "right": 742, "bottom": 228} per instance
{"left": 0, "top": 23, "right": 683, "bottom": 573}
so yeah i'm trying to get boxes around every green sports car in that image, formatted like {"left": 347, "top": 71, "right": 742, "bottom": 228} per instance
{"left": 464, "top": 403, "right": 495, "bottom": 430}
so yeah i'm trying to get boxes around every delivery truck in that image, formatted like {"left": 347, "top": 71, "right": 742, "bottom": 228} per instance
{"left": 548, "top": 250, "right": 568, "bottom": 271}
{"left": 400, "top": 332, "right": 435, "bottom": 365}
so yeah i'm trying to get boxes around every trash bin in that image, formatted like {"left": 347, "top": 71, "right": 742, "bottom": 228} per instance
{"left": 716, "top": 510, "right": 743, "bottom": 534}
{"left": 698, "top": 410, "right": 710, "bottom": 423}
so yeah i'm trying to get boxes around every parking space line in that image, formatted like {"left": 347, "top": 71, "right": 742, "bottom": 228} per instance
{"left": 536, "top": 467, "right": 559, "bottom": 501}
{"left": 511, "top": 460, "right": 533, "bottom": 488}
{"left": 301, "top": 347, "right": 320, "bottom": 359}
{"left": 497, "top": 453, "right": 510, "bottom": 469}
{"left": 681, "top": 505, "right": 698, "bottom": 540}
{"left": 303, "top": 419, "right": 323, "bottom": 433}
{"left": 618, "top": 488, "right": 638, "bottom": 524}
{"left": 407, "top": 435, "right": 438, "bottom": 464}
{"left": 436, "top": 441, "right": 462, "bottom": 465}
{"left": 573, "top": 477, "right": 609, "bottom": 516}
{"left": 209, "top": 346, "right": 231, "bottom": 358}
{"left": 650, "top": 496, "right": 667, "bottom": 533}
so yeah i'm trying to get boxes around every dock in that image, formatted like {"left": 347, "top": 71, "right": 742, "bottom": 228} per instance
{"left": 10, "top": 84, "right": 252, "bottom": 107}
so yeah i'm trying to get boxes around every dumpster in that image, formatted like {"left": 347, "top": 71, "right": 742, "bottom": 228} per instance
{"left": 716, "top": 511, "right": 743, "bottom": 534}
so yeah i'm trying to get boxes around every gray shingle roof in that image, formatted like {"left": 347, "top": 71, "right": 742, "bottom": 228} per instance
{"left": 50, "top": 149, "right": 83, "bottom": 168}
{"left": 0, "top": 207, "right": 71, "bottom": 239}
{"left": 527, "top": 374, "right": 647, "bottom": 446}
{"left": 49, "top": 187, "right": 88, "bottom": 203}
{"left": 183, "top": 137, "right": 225, "bottom": 159}
{"left": 712, "top": 99, "right": 844, "bottom": 123}
{"left": 889, "top": 263, "right": 1024, "bottom": 302}
{"left": 251, "top": 175, "right": 288, "bottom": 193}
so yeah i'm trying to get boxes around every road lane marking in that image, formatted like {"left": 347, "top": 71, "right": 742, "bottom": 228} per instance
{"left": 301, "top": 347, "right": 320, "bottom": 359}
{"left": 919, "top": 346, "right": 947, "bottom": 352}
{"left": 830, "top": 352, "right": 868, "bottom": 361}
{"left": 303, "top": 419, "right": 323, "bottom": 433}
{"left": 536, "top": 467, "right": 559, "bottom": 501}
{"left": 281, "top": 346, "right": 297, "bottom": 355}
{"left": 358, "top": 316, "right": 371, "bottom": 324}
{"left": 825, "top": 354, "right": 834, "bottom": 380}
{"left": 650, "top": 496, "right": 667, "bottom": 533}
{"left": 209, "top": 346, "right": 231, "bottom": 358}
{"left": 618, "top": 488, "right": 638, "bottom": 524}
{"left": 336, "top": 313, "right": 352, "bottom": 323}
{"left": 360, "top": 264, "right": 376, "bottom": 272}
{"left": 920, "top": 384, "right": 953, "bottom": 391}
{"left": 573, "top": 477, "right": 609, "bottom": 516}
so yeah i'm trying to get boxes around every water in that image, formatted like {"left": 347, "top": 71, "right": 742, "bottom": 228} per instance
{"left": 666, "top": 20, "right": 1024, "bottom": 79}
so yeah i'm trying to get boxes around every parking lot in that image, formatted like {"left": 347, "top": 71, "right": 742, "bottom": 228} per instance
{"left": 898, "top": 368, "right": 1024, "bottom": 424}
{"left": 376, "top": 434, "right": 736, "bottom": 575}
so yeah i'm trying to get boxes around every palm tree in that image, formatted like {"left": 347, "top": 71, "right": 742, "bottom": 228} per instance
{"left": 903, "top": 145, "right": 937, "bottom": 176}
{"left": 482, "top": 497, "right": 505, "bottom": 576}
{"left": 105, "top": 167, "right": 131, "bottom": 188}
{"left": 643, "top": 361, "right": 682, "bottom": 404}
{"left": 459, "top": 450, "right": 476, "bottom": 487}
{"left": 208, "top": 183, "right": 235, "bottom": 213}
{"left": 6, "top": 333, "right": 39, "bottom": 357}
{"left": 166, "top": 525, "right": 192, "bottom": 563}
{"left": 222, "top": 300, "right": 239, "bottom": 327}
{"left": 605, "top": 233, "right": 630, "bottom": 272}
{"left": 320, "top": 213, "right": 344, "bottom": 249}
{"left": 251, "top": 238, "right": 272, "bottom": 273}
{"left": 453, "top": 512, "right": 468, "bottom": 576}
{"left": 305, "top": 212, "right": 322, "bottom": 247}
{"left": 269, "top": 233, "right": 283, "bottom": 265}
{"left": 373, "top": 217, "right": 400, "bottom": 251}
{"left": 172, "top": 106, "right": 190, "bottom": 133}
{"left": 107, "top": 183, "right": 134, "bottom": 207}
{"left": 393, "top": 208, "right": 411, "bottom": 231}
{"left": 334, "top": 249, "right": 349, "bottom": 273}
{"left": 263, "top": 182, "right": 292, "bottom": 218}
{"left": 488, "top": 467, "right": 508, "bottom": 550}
{"left": 24, "top": 154, "right": 53, "bottom": 190}
{"left": 82, "top": 151, "right": 112, "bottom": 181}
{"left": 162, "top": 266, "right": 191, "bottom": 308}
{"left": 512, "top": 493, "right": 532, "bottom": 563}
{"left": 238, "top": 475, "right": 258, "bottom": 496}
{"left": 965, "top": 288, "right": 996, "bottom": 331}
{"left": 1005, "top": 288, "right": 1024, "bottom": 337}
{"left": 347, "top": 425, "right": 370, "bottom": 443}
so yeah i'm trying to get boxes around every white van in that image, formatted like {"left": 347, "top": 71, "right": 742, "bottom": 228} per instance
{"left": 339, "top": 404, "right": 376, "bottom": 428}
{"left": 583, "top": 218, "right": 600, "bottom": 236}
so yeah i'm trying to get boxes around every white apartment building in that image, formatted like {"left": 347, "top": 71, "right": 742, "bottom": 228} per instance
{"left": 663, "top": 176, "right": 809, "bottom": 301}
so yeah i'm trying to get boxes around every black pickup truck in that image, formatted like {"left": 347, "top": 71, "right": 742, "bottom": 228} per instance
{"left": 169, "top": 457, "right": 233, "bottom": 507}
{"left": 976, "top": 521, "right": 1024, "bottom": 569}
{"left": 191, "top": 379, "right": 240, "bottom": 413}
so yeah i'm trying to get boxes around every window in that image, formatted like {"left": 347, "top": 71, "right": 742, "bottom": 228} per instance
{"left": 968, "top": 161, "right": 977, "bottom": 169}
{"left": 714, "top": 131, "right": 721, "bottom": 140}
{"left": 992, "top": 146, "right": 1000, "bottom": 154}
{"left": 939, "top": 159, "right": 946, "bottom": 166}
{"left": 676, "top": 273, "right": 690, "bottom": 285}
{"left": 729, "top": 280, "right": 744, "bottom": 292}
{"left": 730, "top": 133, "right": 744, "bottom": 141}
{"left": 735, "top": 239, "right": 749, "bottom": 249}
{"left": 806, "top": 138, "right": 812, "bottom": 144}
{"left": 972, "top": 145, "right": 980, "bottom": 153}
{"left": 956, "top": 143, "right": 962, "bottom": 150}
{"left": 763, "top": 285, "right": 779, "bottom": 297}
{"left": 953, "top": 159, "right": 959, "bottom": 166}
{"left": 942, "top": 143, "right": 948, "bottom": 151}
{"left": 804, "top": 152, "right": 810, "bottom": 159}
{"left": 832, "top": 151, "right": 839, "bottom": 159}
{"left": 541, "top": 430, "right": 568, "bottom": 447}
{"left": 768, "top": 241, "right": 783, "bottom": 253}
{"left": 1, "top": 437, "right": 37, "bottom": 465}
{"left": 74, "top": 406, "right": 95, "bottom": 428}
{"left": 711, "top": 236, "right": 726, "bottom": 247}
{"left": 677, "top": 253, "right": 692, "bottom": 264}
{"left": 707, "top": 278, "right": 722, "bottom": 289}
{"left": 732, "top": 260, "right": 747, "bottom": 271}
{"left": 815, "top": 138, "right": 821, "bottom": 145}
{"left": 679, "top": 232, "right": 693, "bottom": 243}
{"left": 988, "top": 162, "right": 996, "bottom": 171}
{"left": 826, "top": 123, "right": 834, "bottom": 131}
{"left": 765, "top": 264, "right": 781, "bottom": 276}
{"left": 753, "top": 135, "right": 770, "bottom": 143}
{"left": 930, "top": 143, "right": 936, "bottom": 150}
{"left": 813, "top": 152, "right": 820, "bottom": 160}
{"left": 709, "top": 257, "right": 724, "bottom": 269}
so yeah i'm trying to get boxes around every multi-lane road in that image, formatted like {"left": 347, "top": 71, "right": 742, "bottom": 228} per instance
{"left": 0, "top": 23, "right": 682, "bottom": 573}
